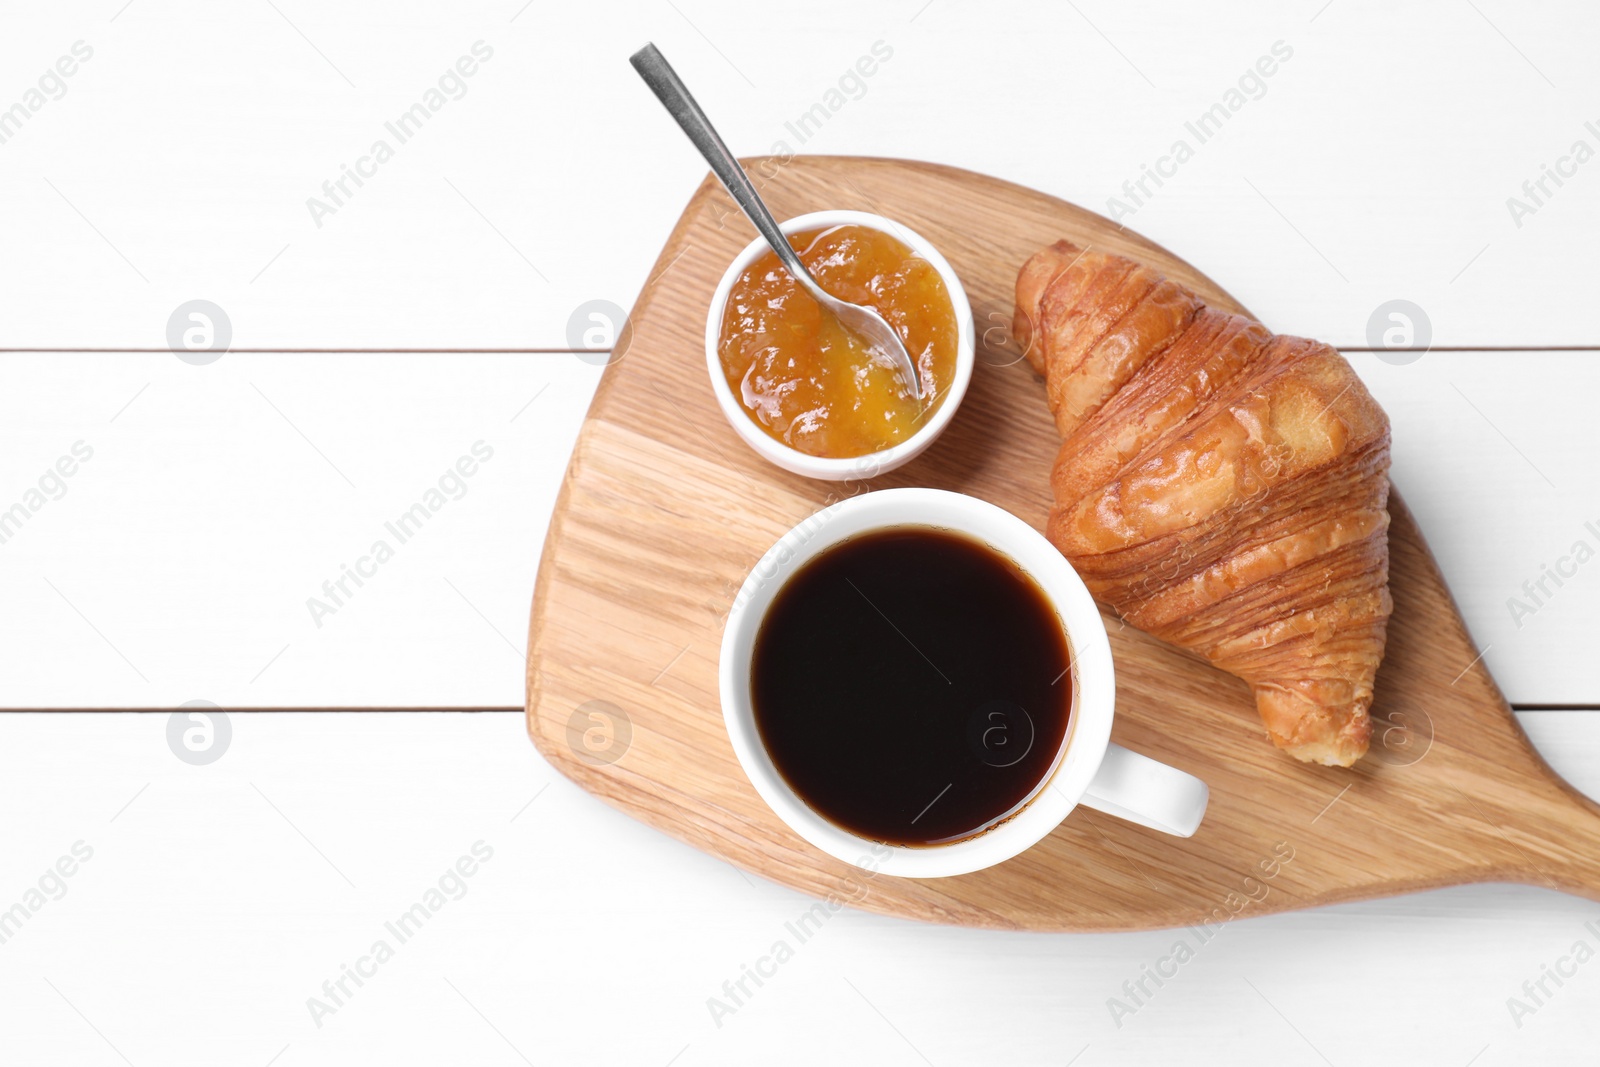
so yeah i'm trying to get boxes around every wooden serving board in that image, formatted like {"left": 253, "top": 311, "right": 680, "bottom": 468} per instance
{"left": 525, "top": 156, "right": 1600, "bottom": 931}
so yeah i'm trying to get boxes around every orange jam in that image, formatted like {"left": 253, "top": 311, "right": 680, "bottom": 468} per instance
{"left": 717, "top": 224, "right": 958, "bottom": 459}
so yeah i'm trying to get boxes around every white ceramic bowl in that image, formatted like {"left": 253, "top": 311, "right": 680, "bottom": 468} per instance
{"left": 704, "top": 210, "right": 976, "bottom": 481}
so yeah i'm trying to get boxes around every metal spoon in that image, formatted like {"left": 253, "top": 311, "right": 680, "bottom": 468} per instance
{"left": 629, "top": 42, "right": 923, "bottom": 400}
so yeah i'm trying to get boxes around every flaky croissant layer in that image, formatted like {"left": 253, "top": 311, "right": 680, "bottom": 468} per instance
{"left": 1015, "top": 241, "right": 1392, "bottom": 766}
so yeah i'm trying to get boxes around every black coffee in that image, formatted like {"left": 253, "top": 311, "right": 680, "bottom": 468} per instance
{"left": 750, "top": 527, "right": 1073, "bottom": 847}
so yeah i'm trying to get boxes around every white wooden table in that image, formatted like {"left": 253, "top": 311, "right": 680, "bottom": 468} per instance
{"left": 3, "top": 2, "right": 1598, "bottom": 1063}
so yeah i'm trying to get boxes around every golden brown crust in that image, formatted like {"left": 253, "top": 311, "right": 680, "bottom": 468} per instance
{"left": 1016, "top": 241, "right": 1392, "bottom": 766}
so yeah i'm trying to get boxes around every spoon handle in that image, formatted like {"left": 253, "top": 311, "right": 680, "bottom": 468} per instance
{"left": 629, "top": 43, "right": 814, "bottom": 289}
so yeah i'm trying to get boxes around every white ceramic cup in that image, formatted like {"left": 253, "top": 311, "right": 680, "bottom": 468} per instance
{"left": 704, "top": 210, "right": 976, "bottom": 481}
{"left": 719, "top": 487, "right": 1209, "bottom": 879}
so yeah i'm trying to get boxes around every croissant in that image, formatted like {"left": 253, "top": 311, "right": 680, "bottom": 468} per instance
{"left": 1014, "top": 241, "right": 1392, "bottom": 766}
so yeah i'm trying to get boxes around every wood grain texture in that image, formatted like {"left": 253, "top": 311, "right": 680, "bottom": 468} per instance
{"left": 524, "top": 156, "right": 1600, "bottom": 931}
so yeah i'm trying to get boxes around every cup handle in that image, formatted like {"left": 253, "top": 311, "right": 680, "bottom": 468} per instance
{"left": 1080, "top": 743, "right": 1209, "bottom": 837}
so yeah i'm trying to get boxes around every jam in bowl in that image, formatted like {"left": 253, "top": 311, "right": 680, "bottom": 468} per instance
{"left": 704, "top": 210, "right": 975, "bottom": 480}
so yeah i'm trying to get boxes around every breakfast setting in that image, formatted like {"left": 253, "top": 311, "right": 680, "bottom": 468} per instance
{"left": 5, "top": 3, "right": 1599, "bottom": 1064}
{"left": 531, "top": 43, "right": 1599, "bottom": 925}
